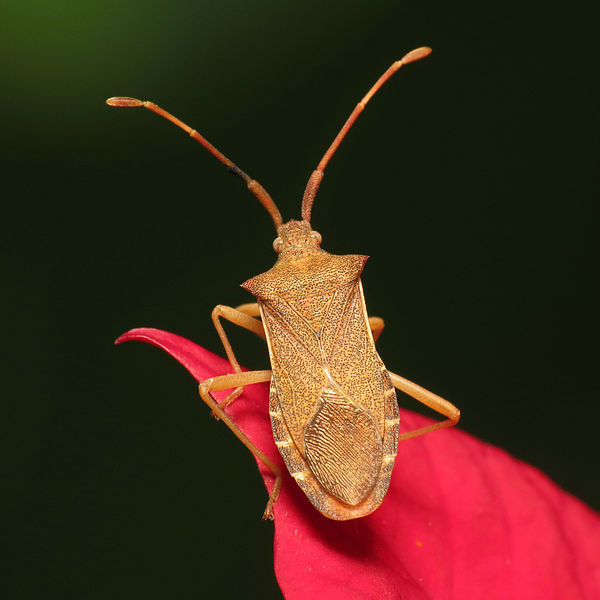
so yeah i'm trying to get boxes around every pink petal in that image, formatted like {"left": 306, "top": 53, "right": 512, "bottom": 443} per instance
{"left": 116, "top": 327, "right": 600, "bottom": 600}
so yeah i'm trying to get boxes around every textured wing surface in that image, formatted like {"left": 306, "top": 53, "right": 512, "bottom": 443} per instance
{"left": 261, "top": 277, "right": 394, "bottom": 505}
{"left": 304, "top": 390, "right": 383, "bottom": 505}
{"left": 261, "top": 297, "right": 328, "bottom": 444}
{"left": 319, "top": 280, "right": 387, "bottom": 434}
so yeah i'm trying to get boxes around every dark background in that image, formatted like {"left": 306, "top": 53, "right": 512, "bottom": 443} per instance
{"left": 2, "top": 1, "right": 597, "bottom": 598}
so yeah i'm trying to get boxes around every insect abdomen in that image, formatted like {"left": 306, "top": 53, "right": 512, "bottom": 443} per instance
{"left": 304, "top": 389, "right": 382, "bottom": 506}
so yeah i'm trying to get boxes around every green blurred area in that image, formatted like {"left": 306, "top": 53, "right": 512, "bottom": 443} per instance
{"left": 2, "top": 1, "right": 597, "bottom": 598}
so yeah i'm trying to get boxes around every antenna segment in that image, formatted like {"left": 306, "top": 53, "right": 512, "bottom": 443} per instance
{"left": 301, "top": 46, "right": 432, "bottom": 224}
{"left": 106, "top": 97, "right": 283, "bottom": 230}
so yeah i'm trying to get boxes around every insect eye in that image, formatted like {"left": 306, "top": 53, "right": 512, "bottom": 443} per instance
{"left": 273, "top": 237, "right": 284, "bottom": 253}
{"left": 311, "top": 231, "right": 322, "bottom": 245}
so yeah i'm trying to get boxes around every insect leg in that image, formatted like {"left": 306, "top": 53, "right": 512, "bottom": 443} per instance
{"left": 198, "top": 369, "right": 282, "bottom": 520}
{"left": 234, "top": 302, "right": 261, "bottom": 317}
{"left": 211, "top": 304, "right": 266, "bottom": 411}
{"left": 368, "top": 316, "right": 385, "bottom": 342}
{"left": 388, "top": 370, "right": 461, "bottom": 442}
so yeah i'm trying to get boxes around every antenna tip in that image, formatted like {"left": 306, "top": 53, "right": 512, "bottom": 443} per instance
{"left": 401, "top": 46, "right": 432, "bottom": 65}
{"left": 106, "top": 97, "right": 144, "bottom": 107}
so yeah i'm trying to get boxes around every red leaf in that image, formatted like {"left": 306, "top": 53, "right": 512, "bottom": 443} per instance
{"left": 116, "top": 327, "right": 600, "bottom": 599}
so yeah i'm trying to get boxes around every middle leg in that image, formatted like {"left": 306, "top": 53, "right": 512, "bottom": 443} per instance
{"left": 369, "top": 316, "right": 385, "bottom": 342}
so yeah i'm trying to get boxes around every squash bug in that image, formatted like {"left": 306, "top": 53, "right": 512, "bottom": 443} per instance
{"left": 107, "top": 46, "right": 460, "bottom": 520}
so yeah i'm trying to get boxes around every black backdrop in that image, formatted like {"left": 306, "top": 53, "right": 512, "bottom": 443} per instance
{"left": 3, "top": 1, "right": 597, "bottom": 598}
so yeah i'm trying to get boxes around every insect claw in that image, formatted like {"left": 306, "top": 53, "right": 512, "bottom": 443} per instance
{"left": 262, "top": 501, "right": 275, "bottom": 520}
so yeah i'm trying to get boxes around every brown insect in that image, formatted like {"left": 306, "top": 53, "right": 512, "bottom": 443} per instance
{"left": 107, "top": 46, "right": 460, "bottom": 521}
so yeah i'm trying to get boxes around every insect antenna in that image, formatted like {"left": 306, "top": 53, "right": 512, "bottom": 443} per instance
{"left": 301, "top": 46, "right": 432, "bottom": 224}
{"left": 105, "top": 97, "right": 283, "bottom": 229}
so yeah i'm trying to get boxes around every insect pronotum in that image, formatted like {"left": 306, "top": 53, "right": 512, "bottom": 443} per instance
{"left": 108, "top": 46, "right": 460, "bottom": 521}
